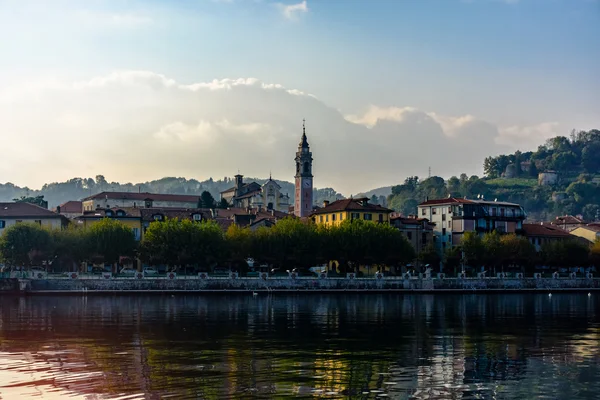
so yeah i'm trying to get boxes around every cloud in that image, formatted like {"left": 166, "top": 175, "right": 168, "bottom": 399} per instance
{"left": 277, "top": 0, "right": 308, "bottom": 20}
{"left": 497, "top": 122, "right": 560, "bottom": 149}
{"left": 0, "top": 70, "right": 556, "bottom": 194}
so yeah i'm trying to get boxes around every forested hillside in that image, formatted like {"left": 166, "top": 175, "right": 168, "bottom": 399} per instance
{"left": 0, "top": 175, "right": 344, "bottom": 209}
{"left": 388, "top": 129, "right": 600, "bottom": 221}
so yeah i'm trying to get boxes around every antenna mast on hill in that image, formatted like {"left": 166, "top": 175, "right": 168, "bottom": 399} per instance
{"left": 428, "top": 167, "right": 431, "bottom": 178}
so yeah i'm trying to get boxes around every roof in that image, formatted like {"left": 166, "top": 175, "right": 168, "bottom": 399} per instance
{"left": 311, "top": 198, "right": 392, "bottom": 215}
{"left": 574, "top": 225, "right": 600, "bottom": 233}
{"left": 0, "top": 202, "right": 63, "bottom": 218}
{"left": 56, "top": 201, "right": 82, "bottom": 214}
{"left": 82, "top": 191, "right": 200, "bottom": 203}
{"left": 139, "top": 208, "right": 210, "bottom": 222}
{"left": 418, "top": 198, "right": 474, "bottom": 206}
{"left": 555, "top": 215, "right": 586, "bottom": 225}
{"left": 77, "top": 207, "right": 142, "bottom": 219}
{"left": 234, "top": 189, "right": 262, "bottom": 200}
{"left": 473, "top": 200, "right": 522, "bottom": 207}
{"left": 522, "top": 223, "right": 571, "bottom": 238}
{"left": 390, "top": 216, "right": 434, "bottom": 226}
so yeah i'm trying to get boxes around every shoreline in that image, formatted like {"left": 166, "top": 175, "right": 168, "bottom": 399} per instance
{"left": 2, "top": 276, "right": 599, "bottom": 295}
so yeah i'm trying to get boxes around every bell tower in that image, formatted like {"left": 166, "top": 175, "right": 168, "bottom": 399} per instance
{"left": 294, "top": 119, "right": 313, "bottom": 217}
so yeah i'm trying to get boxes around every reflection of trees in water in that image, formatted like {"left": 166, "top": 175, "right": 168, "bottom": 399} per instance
{"left": 0, "top": 294, "right": 599, "bottom": 398}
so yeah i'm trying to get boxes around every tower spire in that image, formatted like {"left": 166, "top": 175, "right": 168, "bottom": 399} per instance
{"left": 299, "top": 119, "right": 309, "bottom": 148}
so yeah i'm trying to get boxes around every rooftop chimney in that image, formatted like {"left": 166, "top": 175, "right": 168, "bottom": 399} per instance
{"left": 323, "top": 200, "right": 330, "bottom": 207}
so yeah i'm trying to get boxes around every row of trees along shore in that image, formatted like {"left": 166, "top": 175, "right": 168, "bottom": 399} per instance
{"left": 0, "top": 218, "right": 415, "bottom": 275}
{"left": 1, "top": 218, "right": 599, "bottom": 276}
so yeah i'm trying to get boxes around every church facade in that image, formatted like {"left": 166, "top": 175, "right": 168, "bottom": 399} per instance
{"left": 220, "top": 174, "right": 290, "bottom": 212}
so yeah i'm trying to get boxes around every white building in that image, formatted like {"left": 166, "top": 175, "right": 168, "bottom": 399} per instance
{"left": 81, "top": 192, "right": 201, "bottom": 211}
{"left": 0, "top": 202, "right": 67, "bottom": 234}
{"left": 418, "top": 197, "right": 526, "bottom": 252}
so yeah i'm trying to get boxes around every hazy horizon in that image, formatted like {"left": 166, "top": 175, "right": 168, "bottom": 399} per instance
{"left": 1, "top": 0, "right": 598, "bottom": 194}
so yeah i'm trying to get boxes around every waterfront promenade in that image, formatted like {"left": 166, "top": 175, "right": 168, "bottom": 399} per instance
{"left": 2, "top": 273, "right": 599, "bottom": 294}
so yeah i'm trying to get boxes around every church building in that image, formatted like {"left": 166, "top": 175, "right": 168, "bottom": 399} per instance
{"left": 220, "top": 174, "right": 290, "bottom": 212}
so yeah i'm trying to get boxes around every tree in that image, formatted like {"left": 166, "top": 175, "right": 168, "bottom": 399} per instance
{"left": 218, "top": 198, "right": 230, "bottom": 209}
{"left": 141, "top": 218, "right": 224, "bottom": 272}
{"left": 529, "top": 160, "right": 539, "bottom": 178}
{"left": 461, "top": 231, "right": 484, "bottom": 270}
{"left": 51, "top": 227, "right": 91, "bottom": 272}
{"left": 88, "top": 219, "right": 137, "bottom": 271}
{"left": 541, "top": 240, "right": 590, "bottom": 271}
{"left": 417, "top": 243, "right": 441, "bottom": 272}
{"left": 12, "top": 195, "right": 48, "bottom": 209}
{"left": 483, "top": 157, "right": 500, "bottom": 178}
{"left": 444, "top": 246, "right": 462, "bottom": 272}
{"left": 482, "top": 231, "right": 504, "bottom": 272}
{"left": 499, "top": 234, "right": 537, "bottom": 272}
{"left": 0, "top": 223, "right": 52, "bottom": 268}
{"left": 590, "top": 241, "right": 600, "bottom": 267}
{"left": 199, "top": 191, "right": 216, "bottom": 209}
{"left": 224, "top": 224, "right": 252, "bottom": 273}
{"left": 582, "top": 204, "right": 600, "bottom": 222}
{"left": 582, "top": 142, "right": 600, "bottom": 173}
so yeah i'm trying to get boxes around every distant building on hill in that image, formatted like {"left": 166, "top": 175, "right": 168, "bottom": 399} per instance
{"left": 82, "top": 191, "right": 201, "bottom": 211}
{"left": 417, "top": 197, "right": 526, "bottom": 252}
{"left": 538, "top": 171, "right": 558, "bottom": 186}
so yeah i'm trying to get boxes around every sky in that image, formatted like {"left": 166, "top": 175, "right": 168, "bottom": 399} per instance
{"left": 0, "top": 0, "right": 598, "bottom": 195}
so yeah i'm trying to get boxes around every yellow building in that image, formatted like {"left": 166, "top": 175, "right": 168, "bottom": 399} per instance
{"left": 570, "top": 225, "right": 600, "bottom": 244}
{"left": 74, "top": 207, "right": 143, "bottom": 241}
{"left": 311, "top": 197, "right": 392, "bottom": 227}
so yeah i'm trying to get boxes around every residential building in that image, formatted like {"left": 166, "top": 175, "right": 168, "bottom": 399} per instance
{"left": 210, "top": 207, "right": 289, "bottom": 231}
{"left": 220, "top": 174, "right": 290, "bottom": 212}
{"left": 54, "top": 201, "right": 83, "bottom": 219}
{"left": 311, "top": 198, "right": 393, "bottom": 227}
{"left": 74, "top": 208, "right": 143, "bottom": 241}
{"left": 390, "top": 215, "right": 435, "bottom": 253}
{"left": 418, "top": 197, "right": 526, "bottom": 251}
{"left": 294, "top": 120, "right": 314, "bottom": 217}
{"left": 0, "top": 202, "right": 68, "bottom": 234}
{"left": 570, "top": 225, "right": 600, "bottom": 244}
{"left": 551, "top": 215, "right": 587, "bottom": 232}
{"left": 81, "top": 192, "right": 201, "bottom": 211}
{"left": 522, "top": 223, "right": 572, "bottom": 252}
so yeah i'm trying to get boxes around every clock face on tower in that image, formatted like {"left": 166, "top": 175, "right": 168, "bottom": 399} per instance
{"left": 303, "top": 180, "right": 311, "bottom": 188}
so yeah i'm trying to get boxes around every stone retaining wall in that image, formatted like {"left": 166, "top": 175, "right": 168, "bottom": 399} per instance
{"left": 2, "top": 276, "right": 597, "bottom": 293}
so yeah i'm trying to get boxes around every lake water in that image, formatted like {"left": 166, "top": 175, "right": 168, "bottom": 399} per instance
{"left": 0, "top": 294, "right": 599, "bottom": 399}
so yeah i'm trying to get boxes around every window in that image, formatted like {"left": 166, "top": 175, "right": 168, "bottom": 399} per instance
{"left": 351, "top": 213, "right": 360, "bottom": 220}
{"left": 145, "top": 200, "right": 153, "bottom": 208}
{"left": 500, "top": 208, "right": 505, "bottom": 217}
{"left": 153, "top": 214, "right": 163, "bottom": 221}
{"left": 432, "top": 208, "right": 437, "bottom": 215}
{"left": 0, "top": 220, "right": 4, "bottom": 228}
{"left": 332, "top": 214, "right": 336, "bottom": 221}
{"left": 421, "top": 208, "right": 426, "bottom": 216}
{"left": 326, "top": 215, "right": 329, "bottom": 222}
{"left": 193, "top": 214, "right": 202, "bottom": 221}
{"left": 105, "top": 211, "right": 113, "bottom": 217}
{"left": 340, "top": 213, "right": 343, "bottom": 220}
{"left": 448, "top": 207, "right": 452, "bottom": 214}
{"left": 378, "top": 214, "right": 384, "bottom": 223}
{"left": 491, "top": 207, "right": 497, "bottom": 216}
{"left": 442, "top": 214, "right": 446, "bottom": 221}
{"left": 364, "top": 213, "right": 372, "bottom": 221}
{"left": 132, "top": 228, "right": 140, "bottom": 240}
{"left": 116, "top": 210, "right": 125, "bottom": 217}
{"left": 319, "top": 215, "right": 323, "bottom": 223}
{"left": 35, "top": 220, "right": 42, "bottom": 226}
